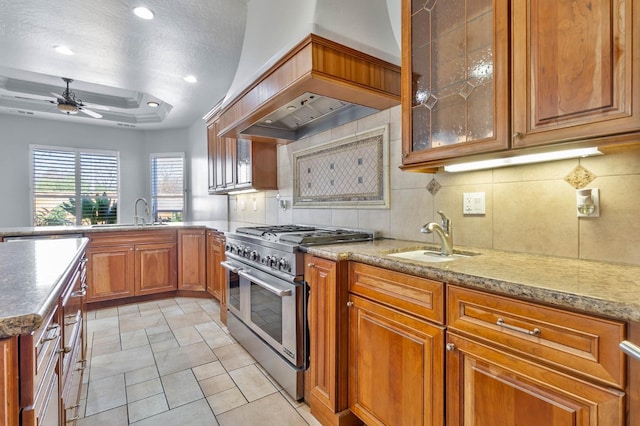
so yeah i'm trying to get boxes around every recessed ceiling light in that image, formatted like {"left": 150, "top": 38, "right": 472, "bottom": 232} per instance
{"left": 54, "top": 45, "right": 74, "bottom": 55}
{"left": 133, "top": 6, "right": 154, "bottom": 20}
{"left": 184, "top": 75, "right": 197, "bottom": 83}
{"left": 147, "top": 101, "right": 160, "bottom": 107}
{"left": 287, "top": 105, "right": 296, "bottom": 111}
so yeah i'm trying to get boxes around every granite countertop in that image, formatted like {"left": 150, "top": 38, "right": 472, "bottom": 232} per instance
{"left": 0, "top": 238, "right": 88, "bottom": 338}
{"left": 0, "top": 220, "right": 232, "bottom": 238}
{"left": 305, "top": 239, "right": 640, "bottom": 322}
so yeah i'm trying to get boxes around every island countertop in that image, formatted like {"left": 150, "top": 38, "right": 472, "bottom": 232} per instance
{"left": 0, "top": 237, "right": 88, "bottom": 338}
{"left": 304, "top": 239, "right": 640, "bottom": 322}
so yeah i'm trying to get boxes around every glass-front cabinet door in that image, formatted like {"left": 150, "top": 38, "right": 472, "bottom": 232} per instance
{"left": 401, "top": 0, "right": 509, "bottom": 170}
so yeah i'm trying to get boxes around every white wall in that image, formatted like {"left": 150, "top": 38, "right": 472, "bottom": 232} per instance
{"left": 185, "top": 120, "right": 228, "bottom": 221}
{"left": 0, "top": 114, "right": 227, "bottom": 227}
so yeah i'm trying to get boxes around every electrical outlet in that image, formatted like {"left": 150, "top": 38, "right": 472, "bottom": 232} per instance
{"left": 463, "top": 192, "right": 486, "bottom": 215}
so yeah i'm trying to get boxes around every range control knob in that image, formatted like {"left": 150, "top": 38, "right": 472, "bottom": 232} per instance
{"left": 243, "top": 247, "right": 251, "bottom": 257}
{"left": 250, "top": 251, "right": 259, "bottom": 261}
{"left": 270, "top": 256, "right": 279, "bottom": 269}
{"left": 278, "top": 258, "right": 289, "bottom": 272}
{"left": 225, "top": 244, "right": 231, "bottom": 252}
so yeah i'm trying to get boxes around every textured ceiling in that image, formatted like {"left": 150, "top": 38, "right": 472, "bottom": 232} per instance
{"left": 0, "top": 0, "right": 247, "bottom": 129}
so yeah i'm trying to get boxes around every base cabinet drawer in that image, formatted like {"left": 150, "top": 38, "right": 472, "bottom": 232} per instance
{"left": 447, "top": 285, "right": 626, "bottom": 388}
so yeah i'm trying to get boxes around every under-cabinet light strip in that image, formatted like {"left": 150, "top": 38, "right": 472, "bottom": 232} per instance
{"left": 444, "top": 147, "right": 603, "bottom": 173}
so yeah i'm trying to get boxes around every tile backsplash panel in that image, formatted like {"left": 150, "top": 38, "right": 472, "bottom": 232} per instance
{"left": 293, "top": 126, "right": 389, "bottom": 207}
{"left": 228, "top": 105, "right": 640, "bottom": 266}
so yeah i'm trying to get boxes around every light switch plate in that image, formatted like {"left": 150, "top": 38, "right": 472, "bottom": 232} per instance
{"left": 463, "top": 192, "right": 486, "bottom": 215}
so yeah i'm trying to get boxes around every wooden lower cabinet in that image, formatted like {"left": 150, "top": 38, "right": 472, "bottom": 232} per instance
{"left": 206, "top": 231, "right": 227, "bottom": 323}
{"left": 136, "top": 242, "right": 178, "bottom": 295}
{"left": 86, "top": 245, "right": 134, "bottom": 301}
{"left": 19, "top": 251, "right": 87, "bottom": 425}
{"left": 86, "top": 230, "right": 178, "bottom": 302}
{"left": 0, "top": 337, "right": 19, "bottom": 426}
{"left": 306, "top": 256, "right": 360, "bottom": 426}
{"left": 445, "top": 332, "right": 625, "bottom": 426}
{"left": 178, "top": 229, "right": 206, "bottom": 291}
{"left": 348, "top": 294, "right": 445, "bottom": 426}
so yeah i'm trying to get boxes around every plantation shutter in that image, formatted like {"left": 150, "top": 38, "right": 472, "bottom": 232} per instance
{"left": 151, "top": 153, "right": 185, "bottom": 222}
{"left": 32, "top": 146, "right": 119, "bottom": 226}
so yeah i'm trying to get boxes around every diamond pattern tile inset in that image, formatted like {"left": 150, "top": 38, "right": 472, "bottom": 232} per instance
{"left": 564, "top": 165, "right": 596, "bottom": 189}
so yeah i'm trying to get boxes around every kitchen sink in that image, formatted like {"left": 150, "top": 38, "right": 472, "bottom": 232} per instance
{"left": 388, "top": 249, "right": 478, "bottom": 263}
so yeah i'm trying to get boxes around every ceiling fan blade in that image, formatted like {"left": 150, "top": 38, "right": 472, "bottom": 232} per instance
{"left": 80, "top": 102, "right": 110, "bottom": 111}
{"left": 78, "top": 107, "right": 102, "bottom": 119}
{"left": 50, "top": 92, "right": 67, "bottom": 102}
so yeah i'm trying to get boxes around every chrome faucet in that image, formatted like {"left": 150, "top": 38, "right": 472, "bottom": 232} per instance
{"left": 421, "top": 211, "right": 453, "bottom": 256}
{"left": 134, "top": 197, "right": 150, "bottom": 226}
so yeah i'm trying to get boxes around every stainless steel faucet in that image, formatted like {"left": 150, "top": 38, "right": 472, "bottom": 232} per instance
{"left": 134, "top": 197, "right": 150, "bottom": 226}
{"left": 421, "top": 210, "right": 453, "bottom": 256}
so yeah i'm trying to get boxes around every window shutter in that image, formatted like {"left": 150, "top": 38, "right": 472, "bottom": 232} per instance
{"left": 151, "top": 154, "right": 184, "bottom": 222}
{"left": 32, "top": 146, "right": 119, "bottom": 226}
{"left": 32, "top": 148, "right": 77, "bottom": 225}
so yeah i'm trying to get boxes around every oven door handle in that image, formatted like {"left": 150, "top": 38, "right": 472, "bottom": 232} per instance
{"left": 220, "top": 261, "right": 243, "bottom": 274}
{"left": 237, "top": 270, "right": 293, "bottom": 297}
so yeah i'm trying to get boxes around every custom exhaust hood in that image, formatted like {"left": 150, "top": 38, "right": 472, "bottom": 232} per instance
{"left": 214, "top": 34, "right": 401, "bottom": 142}
{"left": 210, "top": 0, "right": 402, "bottom": 142}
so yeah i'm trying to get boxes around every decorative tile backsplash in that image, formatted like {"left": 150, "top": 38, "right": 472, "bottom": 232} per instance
{"left": 293, "top": 125, "right": 389, "bottom": 208}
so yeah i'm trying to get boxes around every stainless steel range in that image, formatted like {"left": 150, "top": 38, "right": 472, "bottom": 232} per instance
{"left": 221, "top": 225, "right": 376, "bottom": 400}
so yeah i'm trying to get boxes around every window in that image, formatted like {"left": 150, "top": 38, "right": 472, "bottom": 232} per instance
{"left": 151, "top": 153, "right": 185, "bottom": 222}
{"left": 31, "top": 146, "right": 119, "bottom": 226}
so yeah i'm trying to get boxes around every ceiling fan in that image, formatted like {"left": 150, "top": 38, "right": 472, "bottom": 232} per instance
{"left": 48, "top": 77, "right": 104, "bottom": 119}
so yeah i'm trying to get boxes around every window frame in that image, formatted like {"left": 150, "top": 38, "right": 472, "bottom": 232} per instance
{"left": 150, "top": 152, "right": 186, "bottom": 222}
{"left": 30, "top": 144, "right": 121, "bottom": 226}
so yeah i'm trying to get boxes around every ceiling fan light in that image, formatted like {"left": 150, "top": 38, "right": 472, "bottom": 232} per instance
{"left": 147, "top": 101, "right": 160, "bottom": 107}
{"left": 184, "top": 75, "right": 197, "bottom": 83}
{"left": 133, "top": 6, "right": 154, "bottom": 20}
{"left": 57, "top": 103, "right": 78, "bottom": 115}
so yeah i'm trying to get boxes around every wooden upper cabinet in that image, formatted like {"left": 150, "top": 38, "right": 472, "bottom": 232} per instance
{"left": 401, "top": 0, "right": 510, "bottom": 169}
{"left": 206, "top": 119, "right": 277, "bottom": 194}
{"left": 512, "top": 0, "right": 640, "bottom": 148}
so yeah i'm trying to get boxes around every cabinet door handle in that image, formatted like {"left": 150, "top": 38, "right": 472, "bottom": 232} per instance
{"left": 512, "top": 132, "right": 523, "bottom": 140}
{"left": 496, "top": 318, "right": 541, "bottom": 336}
{"left": 59, "top": 346, "right": 72, "bottom": 354}
{"left": 66, "top": 416, "right": 80, "bottom": 422}
{"left": 346, "top": 301, "right": 354, "bottom": 308}
{"left": 307, "top": 263, "right": 315, "bottom": 268}
{"left": 65, "top": 320, "right": 78, "bottom": 326}
{"left": 446, "top": 343, "right": 456, "bottom": 352}
{"left": 620, "top": 340, "right": 640, "bottom": 361}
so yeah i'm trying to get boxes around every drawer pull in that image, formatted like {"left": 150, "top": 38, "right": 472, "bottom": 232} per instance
{"left": 46, "top": 324, "right": 60, "bottom": 331}
{"left": 620, "top": 340, "right": 640, "bottom": 361}
{"left": 67, "top": 416, "right": 80, "bottom": 422}
{"left": 67, "top": 404, "right": 80, "bottom": 409}
{"left": 60, "top": 346, "right": 72, "bottom": 354}
{"left": 496, "top": 318, "right": 541, "bottom": 336}
{"left": 307, "top": 263, "right": 315, "bottom": 268}
{"left": 65, "top": 320, "right": 78, "bottom": 326}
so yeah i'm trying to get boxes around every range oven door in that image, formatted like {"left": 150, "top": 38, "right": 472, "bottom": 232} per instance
{"left": 221, "top": 259, "right": 306, "bottom": 368}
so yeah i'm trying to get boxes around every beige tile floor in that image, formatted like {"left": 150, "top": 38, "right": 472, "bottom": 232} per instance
{"left": 78, "top": 297, "right": 322, "bottom": 426}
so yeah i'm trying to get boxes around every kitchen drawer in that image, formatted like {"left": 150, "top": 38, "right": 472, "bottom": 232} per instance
{"left": 349, "top": 262, "right": 444, "bottom": 324}
{"left": 62, "top": 340, "right": 84, "bottom": 425}
{"left": 19, "top": 304, "right": 60, "bottom": 407}
{"left": 61, "top": 264, "right": 84, "bottom": 377}
{"left": 87, "top": 229, "right": 177, "bottom": 246}
{"left": 447, "top": 285, "right": 626, "bottom": 388}
{"left": 21, "top": 365, "right": 59, "bottom": 426}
